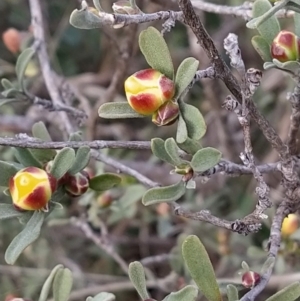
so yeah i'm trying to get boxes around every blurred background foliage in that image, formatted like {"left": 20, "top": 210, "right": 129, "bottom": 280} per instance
{"left": 0, "top": 0, "right": 299, "bottom": 300}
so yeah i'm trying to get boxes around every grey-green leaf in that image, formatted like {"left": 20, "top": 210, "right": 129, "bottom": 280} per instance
{"left": 128, "top": 261, "right": 149, "bottom": 300}
{"left": 162, "top": 285, "right": 198, "bottom": 301}
{"left": 50, "top": 147, "right": 76, "bottom": 179}
{"left": 5, "top": 211, "right": 45, "bottom": 264}
{"left": 32, "top": 121, "right": 52, "bottom": 142}
{"left": 295, "top": 13, "right": 300, "bottom": 37}
{"left": 176, "top": 115, "right": 188, "bottom": 144}
{"left": 0, "top": 161, "right": 20, "bottom": 187}
{"left": 0, "top": 204, "right": 24, "bottom": 220}
{"left": 179, "top": 102, "right": 206, "bottom": 141}
{"left": 226, "top": 284, "right": 239, "bottom": 301}
{"left": 14, "top": 147, "right": 42, "bottom": 168}
{"left": 70, "top": 3, "right": 103, "bottom": 29}
{"left": 1, "top": 78, "right": 14, "bottom": 90}
{"left": 53, "top": 268, "right": 73, "bottom": 301}
{"left": 142, "top": 181, "right": 186, "bottom": 206}
{"left": 178, "top": 138, "right": 201, "bottom": 155}
{"left": 191, "top": 147, "right": 222, "bottom": 172}
{"left": 272, "top": 59, "right": 300, "bottom": 74}
{"left": 86, "top": 292, "right": 116, "bottom": 301}
{"left": 139, "top": 26, "right": 174, "bottom": 80}
{"left": 0, "top": 98, "right": 19, "bottom": 107}
{"left": 164, "top": 138, "right": 185, "bottom": 167}
{"left": 182, "top": 235, "right": 222, "bottom": 301}
{"left": 151, "top": 138, "right": 177, "bottom": 166}
{"left": 68, "top": 146, "right": 90, "bottom": 175}
{"left": 16, "top": 47, "right": 35, "bottom": 91}
{"left": 89, "top": 173, "right": 121, "bottom": 191}
{"left": 174, "top": 58, "right": 199, "bottom": 100}
{"left": 98, "top": 102, "right": 145, "bottom": 119}
{"left": 248, "top": 0, "right": 280, "bottom": 45}
{"left": 260, "top": 257, "right": 275, "bottom": 275}
{"left": 39, "top": 265, "right": 64, "bottom": 301}
{"left": 69, "top": 132, "right": 83, "bottom": 141}
{"left": 265, "top": 282, "right": 300, "bottom": 301}
{"left": 251, "top": 35, "right": 272, "bottom": 62}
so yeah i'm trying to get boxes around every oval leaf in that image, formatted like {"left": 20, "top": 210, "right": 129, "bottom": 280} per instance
{"left": 68, "top": 146, "right": 91, "bottom": 175}
{"left": 174, "top": 58, "right": 199, "bottom": 100}
{"left": 260, "top": 257, "right": 275, "bottom": 274}
{"left": 70, "top": 4, "right": 103, "bottom": 29}
{"left": 5, "top": 211, "right": 45, "bottom": 264}
{"left": 86, "top": 292, "right": 116, "bottom": 301}
{"left": 16, "top": 48, "right": 35, "bottom": 91}
{"left": 14, "top": 147, "right": 42, "bottom": 168}
{"left": 176, "top": 115, "right": 188, "bottom": 144}
{"left": 0, "top": 161, "right": 20, "bottom": 187}
{"left": 53, "top": 268, "right": 73, "bottom": 301}
{"left": 179, "top": 102, "right": 206, "bottom": 141}
{"left": 177, "top": 138, "right": 201, "bottom": 155}
{"left": 98, "top": 102, "right": 145, "bottom": 119}
{"left": 89, "top": 173, "right": 121, "bottom": 191}
{"left": 69, "top": 132, "right": 83, "bottom": 141}
{"left": 162, "top": 285, "right": 198, "bottom": 301}
{"left": 190, "top": 147, "right": 222, "bottom": 172}
{"left": 142, "top": 181, "right": 186, "bottom": 206}
{"left": 1, "top": 78, "right": 14, "bottom": 90}
{"left": 251, "top": 35, "right": 272, "bottom": 62}
{"left": 272, "top": 59, "right": 300, "bottom": 74}
{"left": 0, "top": 98, "right": 19, "bottom": 107}
{"left": 139, "top": 27, "right": 174, "bottom": 80}
{"left": 50, "top": 147, "right": 76, "bottom": 179}
{"left": 226, "top": 284, "right": 239, "bottom": 301}
{"left": 39, "top": 265, "right": 64, "bottom": 301}
{"left": 0, "top": 204, "right": 24, "bottom": 220}
{"left": 265, "top": 282, "right": 300, "bottom": 301}
{"left": 32, "top": 121, "right": 52, "bottom": 142}
{"left": 164, "top": 138, "right": 185, "bottom": 167}
{"left": 182, "top": 235, "right": 222, "bottom": 301}
{"left": 295, "top": 13, "right": 300, "bottom": 37}
{"left": 248, "top": 0, "right": 280, "bottom": 44}
{"left": 151, "top": 138, "right": 177, "bottom": 166}
{"left": 128, "top": 262, "right": 149, "bottom": 300}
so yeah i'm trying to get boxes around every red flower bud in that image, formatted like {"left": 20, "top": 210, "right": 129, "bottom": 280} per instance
{"left": 271, "top": 30, "right": 300, "bottom": 62}
{"left": 9, "top": 167, "right": 57, "bottom": 211}
{"left": 64, "top": 171, "right": 89, "bottom": 197}
{"left": 124, "top": 69, "right": 175, "bottom": 115}
{"left": 152, "top": 100, "right": 179, "bottom": 126}
{"left": 242, "top": 271, "right": 260, "bottom": 288}
{"left": 2, "top": 28, "right": 21, "bottom": 54}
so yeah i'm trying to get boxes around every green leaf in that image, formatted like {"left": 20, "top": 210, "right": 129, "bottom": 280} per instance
{"left": 53, "top": 268, "right": 73, "bottom": 301}
{"left": 50, "top": 147, "right": 76, "bottom": 179}
{"left": 1, "top": 88, "right": 23, "bottom": 98}
{"left": 0, "top": 161, "right": 20, "bottom": 187}
{"left": 265, "top": 282, "right": 300, "bottom": 301}
{"left": 248, "top": 0, "right": 280, "bottom": 44}
{"left": 176, "top": 115, "right": 188, "bottom": 144}
{"left": 139, "top": 26, "right": 174, "bottom": 80}
{"left": 190, "top": 147, "right": 222, "bottom": 172}
{"left": 70, "top": 3, "right": 103, "bottom": 29}
{"left": 151, "top": 138, "right": 177, "bottom": 166}
{"left": 142, "top": 181, "right": 186, "bottom": 206}
{"left": 174, "top": 58, "right": 199, "bottom": 100}
{"left": 177, "top": 138, "right": 201, "bottom": 155}
{"left": 98, "top": 102, "right": 145, "bottom": 119}
{"left": 14, "top": 148, "right": 43, "bottom": 168}
{"left": 162, "top": 285, "right": 198, "bottom": 301}
{"left": 15, "top": 48, "right": 35, "bottom": 91}
{"left": 86, "top": 292, "right": 116, "bottom": 301}
{"left": 68, "top": 146, "right": 90, "bottom": 175}
{"left": 260, "top": 257, "right": 275, "bottom": 274}
{"left": 182, "top": 235, "right": 222, "bottom": 301}
{"left": 128, "top": 261, "right": 149, "bottom": 300}
{"left": 251, "top": 36, "right": 272, "bottom": 62}
{"left": 5, "top": 211, "right": 45, "bottom": 264}
{"left": 226, "top": 284, "right": 239, "bottom": 301}
{"left": 179, "top": 102, "right": 206, "bottom": 141}
{"left": 32, "top": 121, "right": 52, "bottom": 142}
{"left": 89, "top": 173, "right": 121, "bottom": 191}
{"left": 38, "top": 265, "right": 64, "bottom": 301}
{"left": 294, "top": 13, "right": 300, "bottom": 37}
{"left": 272, "top": 59, "right": 300, "bottom": 74}
{"left": 69, "top": 132, "right": 83, "bottom": 141}
{"left": 1, "top": 78, "right": 14, "bottom": 90}
{"left": 0, "top": 98, "right": 20, "bottom": 107}
{"left": 0, "top": 204, "right": 24, "bottom": 220}
{"left": 164, "top": 138, "right": 185, "bottom": 167}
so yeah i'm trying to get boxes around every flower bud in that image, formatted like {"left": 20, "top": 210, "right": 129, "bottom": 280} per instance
{"left": 281, "top": 213, "right": 299, "bottom": 236}
{"left": 242, "top": 271, "right": 260, "bottom": 288}
{"left": 271, "top": 30, "right": 300, "bottom": 62}
{"left": 124, "top": 69, "right": 175, "bottom": 115}
{"left": 64, "top": 171, "right": 89, "bottom": 197}
{"left": 152, "top": 100, "right": 179, "bottom": 126}
{"left": 97, "top": 191, "right": 113, "bottom": 208}
{"left": 112, "top": 1, "right": 142, "bottom": 14}
{"left": 9, "top": 167, "right": 57, "bottom": 211}
{"left": 2, "top": 28, "right": 21, "bottom": 54}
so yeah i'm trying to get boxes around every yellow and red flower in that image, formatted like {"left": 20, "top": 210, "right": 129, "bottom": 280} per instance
{"left": 271, "top": 30, "right": 300, "bottom": 62}
{"left": 9, "top": 167, "right": 57, "bottom": 211}
{"left": 124, "top": 69, "right": 175, "bottom": 115}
